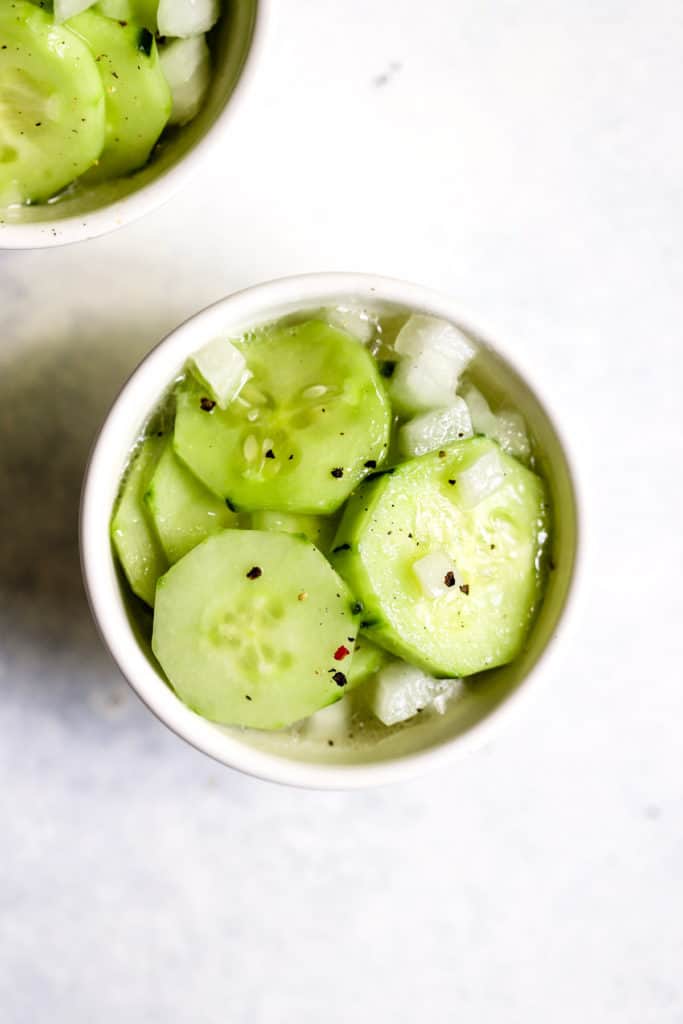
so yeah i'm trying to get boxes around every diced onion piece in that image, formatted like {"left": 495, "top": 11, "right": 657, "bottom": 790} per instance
{"left": 54, "top": 0, "right": 96, "bottom": 20}
{"left": 431, "top": 679, "right": 465, "bottom": 715}
{"left": 413, "top": 551, "right": 462, "bottom": 598}
{"left": 457, "top": 450, "right": 506, "bottom": 507}
{"left": 157, "top": 0, "right": 220, "bottom": 37}
{"left": 160, "top": 36, "right": 211, "bottom": 126}
{"left": 493, "top": 410, "right": 531, "bottom": 460}
{"left": 369, "top": 663, "right": 461, "bottom": 726}
{"left": 395, "top": 315, "right": 475, "bottom": 372}
{"left": 462, "top": 385, "right": 498, "bottom": 436}
{"left": 302, "top": 697, "right": 352, "bottom": 739}
{"left": 399, "top": 399, "right": 473, "bottom": 457}
{"left": 189, "top": 337, "right": 251, "bottom": 409}
{"left": 390, "top": 350, "right": 457, "bottom": 415}
{"left": 325, "top": 306, "right": 376, "bottom": 344}
{"left": 391, "top": 316, "right": 475, "bottom": 415}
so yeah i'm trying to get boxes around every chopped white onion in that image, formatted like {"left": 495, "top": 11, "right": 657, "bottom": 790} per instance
{"left": 399, "top": 398, "right": 473, "bottom": 457}
{"left": 457, "top": 449, "right": 506, "bottom": 507}
{"left": 325, "top": 306, "right": 376, "bottom": 344}
{"left": 369, "top": 663, "right": 462, "bottom": 726}
{"left": 390, "top": 351, "right": 457, "bottom": 415}
{"left": 189, "top": 337, "right": 251, "bottom": 409}
{"left": 160, "top": 36, "right": 212, "bottom": 126}
{"left": 157, "top": 0, "right": 220, "bottom": 38}
{"left": 493, "top": 410, "right": 531, "bottom": 460}
{"left": 395, "top": 315, "right": 475, "bottom": 372}
{"left": 462, "top": 385, "right": 498, "bottom": 436}
{"left": 54, "top": 0, "right": 96, "bottom": 21}
{"left": 391, "top": 316, "right": 476, "bottom": 415}
{"left": 302, "top": 697, "right": 351, "bottom": 739}
{"left": 413, "top": 551, "right": 462, "bottom": 598}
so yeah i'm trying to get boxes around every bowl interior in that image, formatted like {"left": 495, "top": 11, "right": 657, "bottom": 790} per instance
{"left": 83, "top": 277, "right": 579, "bottom": 782}
{"left": 1, "top": 0, "right": 257, "bottom": 228}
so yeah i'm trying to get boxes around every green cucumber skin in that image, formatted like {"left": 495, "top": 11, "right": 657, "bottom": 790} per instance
{"left": 331, "top": 438, "right": 549, "bottom": 678}
{"left": 110, "top": 436, "right": 168, "bottom": 607}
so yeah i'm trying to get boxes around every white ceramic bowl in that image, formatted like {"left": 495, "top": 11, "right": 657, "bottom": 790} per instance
{"left": 80, "top": 273, "right": 581, "bottom": 788}
{"left": 0, "top": 1, "right": 266, "bottom": 250}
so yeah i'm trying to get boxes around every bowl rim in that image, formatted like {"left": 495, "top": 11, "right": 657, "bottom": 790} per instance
{"left": 80, "top": 272, "right": 583, "bottom": 789}
{"left": 0, "top": 0, "right": 270, "bottom": 251}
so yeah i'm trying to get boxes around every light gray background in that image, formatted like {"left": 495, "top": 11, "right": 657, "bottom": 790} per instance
{"left": 1, "top": 1, "right": 682, "bottom": 1021}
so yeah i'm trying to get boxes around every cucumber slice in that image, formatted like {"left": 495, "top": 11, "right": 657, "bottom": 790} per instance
{"left": 250, "top": 510, "right": 336, "bottom": 552}
{"left": 96, "top": 0, "right": 158, "bottom": 31}
{"left": 152, "top": 530, "right": 362, "bottom": 729}
{"left": 346, "top": 638, "right": 389, "bottom": 688}
{"left": 331, "top": 438, "right": 549, "bottom": 677}
{"left": 144, "top": 441, "right": 237, "bottom": 564}
{"left": 174, "top": 320, "right": 392, "bottom": 514}
{"left": 67, "top": 10, "right": 171, "bottom": 184}
{"left": 0, "top": 1, "right": 106, "bottom": 205}
{"left": 111, "top": 436, "right": 167, "bottom": 606}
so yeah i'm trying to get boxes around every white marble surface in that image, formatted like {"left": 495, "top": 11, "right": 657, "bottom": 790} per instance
{"left": 1, "top": 1, "right": 682, "bottom": 1020}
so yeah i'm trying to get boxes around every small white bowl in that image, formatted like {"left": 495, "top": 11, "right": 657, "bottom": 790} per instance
{"left": 80, "top": 273, "right": 581, "bottom": 788}
{"left": 0, "top": 1, "right": 267, "bottom": 250}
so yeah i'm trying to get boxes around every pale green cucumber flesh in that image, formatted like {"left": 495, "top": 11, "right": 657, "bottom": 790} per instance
{"left": 331, "top": 438, "right": 549, "bottom": 677}
{"left": 0, "top": 1, "right": 106, "bottom": 204}
{"left": 250, "top": 510, "right": 337, "bottom": 552}
{"left": 173, "top": 320, "right": 392, "bottom": 514}
{"left": 67, "top": 9, "right": 171, "bottom": 183}
{"left": 144, "top": 440, "right": 237, "bottom": 563}
{"left": 111, "top": 436, "right": 167, "bottom": 606}
{"left": 152, "top": 530, "right": 362, "bottom": 729}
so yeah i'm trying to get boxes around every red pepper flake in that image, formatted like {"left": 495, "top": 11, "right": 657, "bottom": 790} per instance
{"left": 444, "top": 571, "right": 456, "bottom": 588}
{"left": 333, "top": 671, "right": 347, "bottom": 687}
{"left": 246, "top": 566, "right": 262, "bottom": 580}
{"left": 265, "top": 449, "right": 275, "bottom": 459}
{"left": 331, "top": 467, "right": 344, "bottom": 478}
{"left": 200, "top": 397, "right": 216, "bottom": 411}
{"left": 459, "top": 583, "right": 470, "bottom": 595}
{"left": 334, "top": 645, "right": 350, "bottom": 661}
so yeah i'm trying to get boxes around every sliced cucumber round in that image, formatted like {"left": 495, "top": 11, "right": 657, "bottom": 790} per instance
{"left": 152, "top": 530, "right": 362, "bottom": 729}
{"left": 174, "top": 320, "right": 392, "bottom": 514}
{"left": 95, "top": 0, "right": 158, "bottom": 31}
{"left": 331, "top": 438, "right": 549, "bottom": 677}
{"left": 67, "top": 9, "right": 171, "bottom": 184}
{"left": 250, "top": 510, "right": 336, "bottom": 552}
{"left": 144, "top": 440, "right": 237, "bottom": 564}
{"left": 0, "top": 1, "right": 106, "bottom": 205}
{"left": 111, "top": 436, "right": 167, "bottom": 607}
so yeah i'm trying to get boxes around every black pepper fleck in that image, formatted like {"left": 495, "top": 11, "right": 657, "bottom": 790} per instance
{"left": 444, "top": 571, "right": 456, "bottom": 588}
{"left": 364, "top": 460, "right": 377, "bottom": 469}
{"left": 459, "top": 583, "right": 470, "bottom": 595}
{"left": 200, "top": 397, "right": 216, "bottom": 411}
{"left": 331, "top": 467, "right": 344, "bottom": 478}
{"left": 332, "top": 543, "right": 351, "bottom": 553}
{"left": 137, "top": 27, "right": 154, "bottom": 55}
{"left": 246, "top": 566, "right": 262, "bottom": 580}
{"left": 265, "top": 449, "right": 275, "bottom": 459}
{"left": 333, "top": 671, "right": 347, "bottom": 687}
